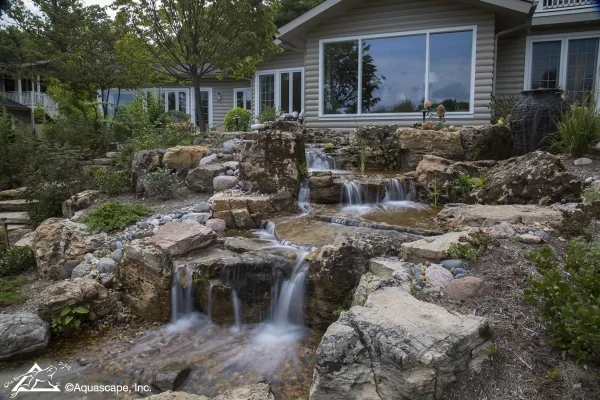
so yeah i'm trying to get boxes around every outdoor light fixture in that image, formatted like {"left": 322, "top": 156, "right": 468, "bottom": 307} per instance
{"left": 216, "top": 92, "right": 222, "bottom": 101}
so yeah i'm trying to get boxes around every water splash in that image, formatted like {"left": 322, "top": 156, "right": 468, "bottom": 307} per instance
{"left": 384, "top": 178, "right": 417, "bottom": 202}
{"left": 171, "top": 263, "right": 194, "bottom": 323}
{"left": 298, "top": 179, "right": 311, "bottom": 214}
{"left": 231, "top": 289, "right": 242, "bottom": 332}
{"left": 306, "top": 148, "right": 342, "bottom": 171}
{"left": 341, "top": 182, "right": 367, "bottom": 205}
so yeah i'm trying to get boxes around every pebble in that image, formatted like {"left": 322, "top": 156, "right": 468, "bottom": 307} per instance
{"left": 77, "top": 358, "right": 89, "bottom": 366}
{"left": 193, "top": 202, "right": 211, "bottom": 213}
{"left": 226, "top": 169, "right": 234, "bottom": 176}
{"left": 153, "top": 227, "right": 160, "bottom": 234}
{"left": 151, "top": 219, "right": 160, "bottom": 226}
{"left": 441, "top": 259, "right": 466, "bottom": 271}
{"left": 115, "top": 241, "right": 123, "bottom": 250}
{"left": 138, "top": 221, "right": 149, "bottom": 229}
{"left": 126, "top": 233, "right": 133, "bottom": 241}
{"left": 111, "top": 249, "right": 123, "bottom": 262}
{"left": 238, "top": 181, "right": 246, "bottom": 190}
{"left": 218, "top": 172, "right": 226, "bottom": 176}
{"left": 454, "top": 268, "right": 466, "bottom": 276}
{"left": 84, "top": 253, "right": 95, "bottom": 262}
{"left": 534, "top": 230, "right": 550, "bottom": 242}
{"left": 160, "top": 216, "right": 172, "bottom": 225}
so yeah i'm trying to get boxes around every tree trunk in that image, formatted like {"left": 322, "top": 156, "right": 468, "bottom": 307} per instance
{"left": 193, "top": 79, "right": 206, "bottom": 132}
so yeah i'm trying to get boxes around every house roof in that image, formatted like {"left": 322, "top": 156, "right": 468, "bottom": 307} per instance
{"left": 0, "top": 98, "right": 30, "bottom": 111}
{"left": 277, "top": 0, "right": 534, "bottom": 43}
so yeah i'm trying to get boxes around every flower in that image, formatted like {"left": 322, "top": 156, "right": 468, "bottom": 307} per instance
{"left": 436, "top": 104, "right": 446, "bottom": 119}
{"left": 423, "top": 100, "right": 432, "bottom": 109}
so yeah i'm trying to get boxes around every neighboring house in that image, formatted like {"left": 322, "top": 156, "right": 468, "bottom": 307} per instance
{"left": 0, "top": 73, "right": 58, "bottom": 129}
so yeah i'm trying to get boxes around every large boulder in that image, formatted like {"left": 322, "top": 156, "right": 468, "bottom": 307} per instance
{"left": 344, "top": 125, "right": 403, "bottom": 170}
{"left": 400, "top": 231, "right": 471, "bottom": 263}
{"left": 309, "top": 286, "right": 491, "bottom": 400}
{"left": 438, "top": 203, "right": 565, "bottom": 228}
{"left": 309, "top": 172, "right": 342, "bottom": 204}
{"left": 132, "top": 149, "right": 162, "bottom": 194}
{"left": 306, "top": 232, "right": 419, "bottom": 331}
{"left": 186, "top": 164, "right": 227, "bottom": 193}
{"left": 213, "top": 176, "right": 239, "bottom": 192}
{"left": 118, "top": 240, "right": 172, "bottom": 322}
{"left": 239, "top": 130, "right": 306, "bottom": 194}
{"left": 212, "top": 377, "right": 275, "bottom": 400}
{"left": 460, "top": 125, "right": 513, "bottom": 161}
{"left": 412, "top": 155, "right": 495, "bottom": 190}
{"left": 398, "top": 128, "right": 464, "bottom": 169}
{"left": 473, "top": 151, "right": 582, "bottom": 205}
{"left": 35, "top": 279, "right": 118, "bottom": 321}
{"left": 151, "top": 221, "right": 215, "bottom": 256}
{"left": 163, "top": 146, "right": 208, "bottom": 171}
{"left": 0, "top": 313, "right": 50, "bottom": 361}
{"left": 62, "top": 190, "right": 101, "bottom": 218}
{"left": 32, "top": 218, "right": 107, "bottom": 280}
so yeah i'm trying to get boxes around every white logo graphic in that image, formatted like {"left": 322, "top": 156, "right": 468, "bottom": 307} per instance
{"left": 4, "top": 362, "right": 70, "bottom": 398}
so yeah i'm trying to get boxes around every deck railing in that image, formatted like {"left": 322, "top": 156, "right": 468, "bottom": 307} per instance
{"left": 3, "top": 91, "right": 59, "bottom": 119}
{"left": 541, "top": 0, "right": 598, "bottom": 11}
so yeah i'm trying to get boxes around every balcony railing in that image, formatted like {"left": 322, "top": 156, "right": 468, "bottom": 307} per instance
{"left": 541, "top": 0, "right": 598, "bottom": 11}
{"left": 3, "top": 91, "right": 58, "bottom": 119}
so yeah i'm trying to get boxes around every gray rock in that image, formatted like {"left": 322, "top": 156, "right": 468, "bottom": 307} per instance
{"left": 84, "top": 253, "right": 95, "bottom": 262}
{"left": 153, "top": 227, "right": 160, "bottom": 234}
{"left": 222, "top": 161, "right": 239, "bottom": 170}
{"left": 488, "top": 221, "right": 517, "bottom": 238}
{"left": 110, "top": 249, "right": 123, "bottom": 263}
{"left": 138, "top": 221, "right": 149, "bottom": 229}
{"left": 0, "top": 313, "right": 50, "bottom": 361}
{"left": 71, "top": 262, "right": 95, "bottom": 279}
{"left": 183, "top": 213, "right": 211, "bottom": 224}
{"left": 199, "top": 154, "right": 218, "bottom": 165}
{"left": 115, "top": 241, "right": 123, "bottom": 250}
{"left": 160, "top": 216, "right": 173, "bottom": 224}
{"left": 205, "top": 218, "right": 226, "bottom": 233}
{"left": 213, "top": 176, "right": 239, "bottom": 192}
{"left": 59, "top": 260, "right": 80, "bottom": 279}
{"left": 574, "top": 157, "right": 593, "bottom": 166}
{"left": 592, "top": 180, "right": 600, "bottom": 188}
{"left": 425, "top": 264, "right": 454, "bottom": 291}
{"left": 193, "top": 202, "right": 212, "bottom": 213}
{"left": 221, "top": 139, "right": 238, "bottom": 153}
{"left": 153, "top": 363, "right": 190, "bottom": 392}
{"left": 226, "top": 169, "right": 234, "bottom": 176}
{"left": 97, "top": 257, "right": 117, "bottom": 274}
{"left": 151, "top": 219, "right": 160, "bottom": 226}
{"left": 516, "top": 233, "right": 543, "bottom": 244}
{"left": 186, "top": 164, "right": 227, "bottom": 193}
{"left": 151, "top": 221, "right": 215, "bottom": 256}
{"left": 441, "top": 259, "right": 467, "bottom": 271}
{"left": 401, "top": 231, "right": 471, "bottom": 263}
{"left": 585, "top": 177, "right": 594, "bottom": 184}
{"left": 182, "top": 219, "right": 200, "bottom": 225}
{"left": 534, "top": 230, "right": 550, "bottom": 242}
{"left": 438, "top": 204, "right": 564, "bottom": 229}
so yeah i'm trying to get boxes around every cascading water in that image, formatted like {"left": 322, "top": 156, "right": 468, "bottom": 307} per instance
{"left": 341, "top": 182, "right": 367, "bottom": 205}
{"left": 298, "top": 179, "right": 311, "bottom": 214}
{"left": 207, "top": 283, "right": 214, "bottom": 320}
{"left": 171, "top": 263, "right": 194, "bottom": 323}
{"left": 231, "top": 289, "right": 242, "bottom": 332}
{"left": 306, "top": 145, "right": 343, "bottom": 172}
{"left": 384, "top": 178, "right": 417, "bottom": 202}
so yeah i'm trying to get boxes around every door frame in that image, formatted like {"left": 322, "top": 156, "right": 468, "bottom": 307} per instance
{"left": 254, "top": 67, "right": 305, "bottom": 116}
{"left": 233, "top": 87, "right": 252, "bottom": 110}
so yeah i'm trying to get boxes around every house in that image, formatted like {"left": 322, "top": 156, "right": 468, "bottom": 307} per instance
{"left": 0, "top": 73, "right": 58, "bottom": 130}
{"left": 4, "top": 0, "right": 600, "bottom": 131}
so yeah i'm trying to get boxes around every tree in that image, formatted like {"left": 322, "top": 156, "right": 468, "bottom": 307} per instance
{"left": 118, "top": 0, "right": 280, "bottom": 132}
{"left": 275, "top": 0, "right": 323, "bottom": 27}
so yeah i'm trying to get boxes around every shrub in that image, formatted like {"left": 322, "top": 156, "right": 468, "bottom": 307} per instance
{"left": 83, "top": 202, "right": 151, "bottom": 232}
{"left": 142, "top": 168, "right": 176, "bottom": 199}
{"left": 524, "top": 241, "right": 600, "bottom": 362}
{"left": 450, "top": 173, "right": 485, "bottom": 202}
{"left": 0, "top": 277, "right": 28, "bottom": 306}
{"left": 51, "top": 306, "right": 89, "bottom": 335}
{"left": 550, "top": 103, "right": 600, "bottom": 157}
{"left": 89, "top": 168, "right": 129, "bottom": 196}
{"left": 488, "top": 95, "right": 518, "bottom": 124}
{"left": 0, "top": 247, "right": 36, "bottom": 277}
{"left": 447, "top": 243, "right": 479, "bottom": 262}
{"left": 223, "top": 108, "right": 252, "bottom": 132}
{"left": 323, "top": 143, "right": 335, "bottom": 153}
{"left": 0, "top": 109, "right": 32, "bottom": 190}
{"left": 257, "top": 106, "right": 282, "bottom": 123}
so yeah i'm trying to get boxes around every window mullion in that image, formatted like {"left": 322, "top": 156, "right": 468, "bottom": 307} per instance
{"left": 358, "top": 39, "right": 363, "bottom": 115}
{"left": 560, "top": 38, "right": 568, "bottom": 90}
{"left": 290, "top": 72, "right": 294, "bottom": 113}
{"left": 425, "top": 33, "right": 431, "bottom": 104}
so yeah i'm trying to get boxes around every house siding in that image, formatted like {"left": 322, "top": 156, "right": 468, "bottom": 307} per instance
{"left": 302, "top": 0, "right": 495, "bottom": 130}
{"left": 201, "top": 78, "right": 251, "bottom": 127}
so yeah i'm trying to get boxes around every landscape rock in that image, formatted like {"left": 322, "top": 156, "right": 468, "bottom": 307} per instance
{"left": 182, "top": 213, "right": 211, "bottom": 224}
{"left": 212, "top": 377, "right": 275, "bottom": 400}
{"left": 32, "top": 218, "right": 106, "bottom": 280}
{"left": 344, "top": 125, "right": 403, "bottom": 170}
{"left": 401, "top": 231, "right": 470, "bottom": 263}
{"left": 441, "top": 259, "right": 467, "bottom": 271}
{"left": 222, "top": 161, "right": 239, "bottom": 170}
{"left": 205, "top": 218, "right": 226, "bottom": 233}
{"left": 118, "top": 240, "right": 172, "bottom": 322}
{"left": 224, "top": 237, "right": 268, "bottom": 253}
{"left": 438, "top": 204, "right": 564, "bottom": 228}
{"left": 309, "top": 286, "right": 491, "bottom": 400}
{"left": 151, "top": 222, "right": 215, "bottom": 256}
{"left": 574, "top": 157, "right": 593, "bottom": 166}
{"left": 213, "top": 176, "right": 239, "bottom": 192}
{"left": 62, "top": 190, "right": 101, "bottom": 218}
{"left": 163, "top": 146, "right": 208, "bottom": 171}
{"left": 147, "top": 393, "right": 208, "bottom": 400}
{"left": 425, "top": 264, "right": 454, "bottom": 291}
{"left": 153, "top": 363, "right": 190, "bottom": 392}
{"left": 460, "top": 125, "right": 513, "bottom": 161}
{"left": 193, "top": 202, "right": 212, "bottom": 213}
{"left": 516, "top": 233, "right": 543, "bottom": 244}
{"left": 14, "top": 232, "right": 34, "bottom": 248}
{"left": 186, "top": 164, "right": 227, "bottom": 192}
{"left": 308, "top": 172, "right": 342, "bottom": 204}
{"left": 487, "top": 222, "right": 517, "bottom": 238}
{"left": 132, "top": 150, "right": 162, "bottom": 194}
{"left": 199, "top": 154, "right": 218, "bottom": 165}
{"left": 0, "top": 313, "right": 50, "bottom": 361}
{"left": 71, "top": 261, "right": 94, "bottom": 279}
{"left": 398, "top": 127, "right": 464, "bottom": 168}
{"left": 446, "top": 276, "right": 488, "bottom": 301}
{"left": 97, "top": 257, "right": 117, "bottom": 274}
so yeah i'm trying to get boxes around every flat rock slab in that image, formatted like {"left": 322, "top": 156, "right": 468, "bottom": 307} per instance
{"left": 0, "top": 313, "right": 50, "bottom": 361}
{"left": 224, "top": 237, "right": 270, "bottom": 253}
{"left": 151, "top": 222, "right": 216, "bottom": 256}
{"left": 369, "top": 257, "right": 412, "bottom": 278}
{"left": 401, "top": 231, "right": 470, "bottom": 263}
{"left": 0, "top": 199, "right": 29, "bottom": 212}
{"left": 0, "top": 187, "right": 26, "bottom": 200}
{"left": 438, "top": 204, "right": 564, "bottom": 228}
{"left": 0, "top": 211, "right": 29, "bottom": 224}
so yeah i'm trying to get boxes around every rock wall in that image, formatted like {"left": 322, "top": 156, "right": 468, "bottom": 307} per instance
{"left": 342, "top": 125, "right": 403, "bottom": 170}
{"left": 239, "top": 130, "right": 306, "bottom": 194}
{"left": 397, "top": 128, "right": 464, "bottom": 169}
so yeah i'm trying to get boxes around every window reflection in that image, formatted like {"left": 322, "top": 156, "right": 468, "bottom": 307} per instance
{"left": 323, "top": 40, "right": 359, "bottom": 114}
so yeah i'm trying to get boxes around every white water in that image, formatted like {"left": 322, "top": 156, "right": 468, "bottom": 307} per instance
{"left": 384, "top": 178, "right": 417, "bottom": 202}
{"left": 298, "top": 179, "right": 311, "bottom": 214}
{"left": 341, "top": 182, "right": 366, "bottom": 205}
{"left": 207, "top": 283, "right": 214, "bottom": 319}
{"left": 231, "top": 289, "right": 242, "bottom": 332}
{"left": 171, "top": 263, "right": 194, "bottom": 323}
{"left": 306, "top": 147, "right": 346, "bottom": 173}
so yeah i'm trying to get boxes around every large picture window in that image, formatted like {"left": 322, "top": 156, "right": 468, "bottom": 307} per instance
{"left": 320, "top": 27, "right": 475, "bottom": 117}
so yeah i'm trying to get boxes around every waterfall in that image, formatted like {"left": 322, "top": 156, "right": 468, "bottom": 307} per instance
{"left": 384, "top": 178, "right": 416, "bottom": 202}
{"left": 306, "top": 147, "right": 342, "bottom": 171}
{"left": 298, "top": 179, "right": 311, "bottom": 214}
{"left": 341, "top": 182, "right": 367, "bottom": 205}
{"left": 171, "top": 263, "right": 194, "bottom": 322}
{"left": 271, "top": 257, "right": 309, "bottom": 326}
{"left": 207, "top": 283, "right": 214, "bottom": 320}
{"left": 232, "top": 289, "right": 242, "bottom": 332}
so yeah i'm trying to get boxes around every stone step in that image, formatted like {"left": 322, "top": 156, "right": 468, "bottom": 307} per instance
{"left": 0, "top": 200, "right": 30, "bottom": 212}
{"left": 0, "top": 187, "right": 27, "bottom": 201}
{"left": 0, "top": 212, "right": 30, "bottom": 225}
{"left": 7, "top": 224, "right": 28, "bottom": 232}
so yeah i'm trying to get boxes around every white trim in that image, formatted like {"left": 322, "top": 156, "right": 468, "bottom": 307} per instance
{"left": 254, "top": 67, "right": 305, "bottom": 116}
{"left": 317, "top": 112, "right": 475, "bottom": 121}
{"left": 523, "top": 31, "right": 600, "bottom": 92}
{"left": 318, "top": 26, "right": 477, "bottom": 118}
{"left": 233, "top": 87, "right": 252, "bottom": 110}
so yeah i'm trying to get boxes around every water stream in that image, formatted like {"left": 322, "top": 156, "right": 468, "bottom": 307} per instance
{"left": 306, "top": 145, "right": 345, "bottom": 173}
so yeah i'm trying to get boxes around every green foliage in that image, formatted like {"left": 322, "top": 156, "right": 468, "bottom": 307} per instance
{"left": 323, "top": 143, "right": 335, "bottom": 153}
{"left": 488, "top": 344, "right": 500, "bottom": 357}
{"left": 545, "top": 368, "right": 560, "bottom": 380}
{"left": 51, "top": 306, "right": 89, "bottom": 335}
{"left": 111, "top": 91, "right": 170, "bottom": 141}
{"left": 450, "top": 173, "right": 485, "bottom": 202}
{"left": 488, "top": 95, "right": 518, "bottom": 124}
{"left": 83, "top": 202, "right": 151, "bottom": 232}
{"left": 524, "top": 241, "right": 600, "bottom": 362}
{"left": 142, "top": 168, "right": 176, "bottom": 200}
{"left": 0, "top": 246, "right": 36, "bottom": 278}
{"left": 223, "top": 108, "right": 252, "bottom": 132}
{"left": 0, "top": 108, "right": 32, "bottom": 190}
{"left": 88, "top": 168, "right": 129, "bottom": 196}
{"left": 0, "top": 277, "right": 28, "bottom": 306}
{"left": 447, "top": 243, "right": 479, "bottom": 262}
{"left": 257, "top": 106, "right": 282, "bottom": 123}
{"left": 584, "top": 187, "right": 600, "bottom": 205}
{"left": 427, "top": 178, "right": 440, "bottom": 208}
{"left": 332, "top": 308, "right": 344, "bottom": 318}
{"left": 550, "top": 103, "right": 600, "bottom": 157}
{"left": 275, "top": 0, "right": 323, "bottom": 27}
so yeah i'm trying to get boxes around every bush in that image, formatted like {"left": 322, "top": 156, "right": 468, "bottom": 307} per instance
{"left": 323, "top": 143, "right": 335, "bottom": 153}
{"left": 524, "top": 241, "right": 600, "bottom": 362}
{"left": 447, "top": 231, "right": 493, "bottom": 261}
{"left": 0, "top": 247, "right": 36, "bottom": 277}
{"left": 142, "top": 168, "right": 176, "bottom": 199}
{"left": 0, "top": 108, "right": 32, "bottom": 190}
{"left": 450, "top": 173, "right": 485, "bottom": 202}
{"left": 257, "top": 106, "right": 282, "bottom": 123}
{"left": 223, "top": 107, "right": 252, "bottom": 132}
{"left": 488, "top": 95, "right": 518, "bottom": 124}
{"left": 550, "top": 103, "right": 600, "bottom": 157}
{"left": 51, "top": 306, "right": 89, "bottom": 335}
{"left": 88, "top": 168, "right": 129, "bottom": 196}
{"left": 0, "top": 277, "right": 28, "bottom": 306}
{"left": 83, "top": 202, "right": 151, "bottom": 232}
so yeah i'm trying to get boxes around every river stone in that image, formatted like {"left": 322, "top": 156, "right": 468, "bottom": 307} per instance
{"left": 151, "top": 222, "right": 215, "bottom": 256}
{"left": 446, "top": 276, "right": 488, "bottom": 301}
{"left": 222, "top": 161, "right": 239, "bottom": 170}
{"left": 119, "top": 240, "right": 172, "bottom": 322}
{"left": 488, "top": 221, "right": 517, "bottom": 238}
{"left": 516, "top": 233, "right": 543, "bottom": 244}
{"left": 205, "top": 218, "right": 226, "bottom": 233}
{"left": 153, "top": 363, "right": 190, "bottom": 392}
{"left": 0, "top": 313, "right": 50, "bottom": 361}
{"left": 441, "top": 259, "right": 467, "bottom": 271}
{"left": 369, "top": 257, "right": 412, "bottom": 278}
{"left": 213, "top": 176, "right": 239, "bottom": 192}
{"left": 62, "top": 190, "right": 101, "bottom": 218}
{"left": 163, "top": 146, "right": 208, "bottom": 171}
{"left": 397, "top": 127, "right": 464, "bottom": 168}
{"left": 425, "top": 264, "right": 454, "bottom": 291}
{"left": 111, "top": 249, "right": 124, "bottom": 262}
{"left": 71, "top": 261, "right": 95, "bottom": 279}
{"left": 574, "top": 157, "right": 593, "bottom": 166}
{"left": 401, "top": 231, "right": 470, "bottom": 263}
{"left": 32, "top": 218, "right": 107, "bottom": 280}
{"left": 193, "top": 202, "right": 212, "bottom": 213}
{"left": 309, "top": 286, "right": 491, "bottom": 400}
{"left": 438, "top": 203, "right": 564, "bottom": 228}
{"left": 182, "top": 213, "right": 211, "bottom": 224}
{"left": 97, "top": 257, "right": 117, "bottom": 274}
{"left": 199, "top": 154, "right": 218, "bottom": 165}
{"left": 186, "top": 164, "right": 227, "bottom": 192}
